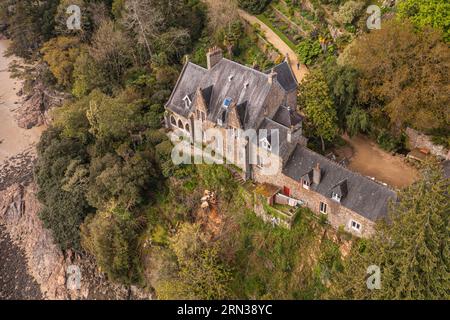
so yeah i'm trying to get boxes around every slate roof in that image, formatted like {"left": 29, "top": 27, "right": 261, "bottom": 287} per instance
{"left": 165, "top": 59, "right": 298, "bottom": 130}
{"left": 165, "top": 62, "right": 208, "bottom": 118}
{"left": 257, "top": 118, "right": 296, "bottom": 162}
{"left": 273, "top": 105, "right": 303, "bottom": 128}
{"left": 283, "top": 145, "right": 397, "bottom": 222}
{"left": 267, "top": 61, "right": 298, "bottom": 92}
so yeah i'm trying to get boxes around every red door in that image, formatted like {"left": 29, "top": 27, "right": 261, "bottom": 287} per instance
{"left": 283, "top": 186, "right": 291, "bottom": 197}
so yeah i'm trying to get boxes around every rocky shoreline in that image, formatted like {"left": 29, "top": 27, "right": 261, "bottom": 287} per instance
{"left": 0, "top": 225, "right": 42, "bottom": 300}
{"left": 0, "top": 38, "right": 151, "bottom": 300}
{"left": 0, "top": 182, "right": 151, "bottom": 300}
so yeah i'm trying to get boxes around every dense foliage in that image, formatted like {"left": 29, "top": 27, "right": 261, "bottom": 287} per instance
{"left": 397, "top": 0, "right": 450, "bottom": 42}
{"left": 298, "top": 69, "right": 338, "bottom": 151}
{"left": 238, "top": 0, "right": 272, "bottom": 14}
{"left": 2, "top": 0, "right": 448, "bottom": 300}
{"left": 341, "top": 20, "right": 449, "bottom": 134}
{"left": 330, "top": 161, "right": 449, "bottom": 299}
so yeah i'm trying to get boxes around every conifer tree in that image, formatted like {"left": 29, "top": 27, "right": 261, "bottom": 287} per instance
{"left": 329, "top": 160, "right": 450, "bottom": 299}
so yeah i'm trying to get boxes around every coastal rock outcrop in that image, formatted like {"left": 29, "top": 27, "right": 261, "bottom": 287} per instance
{"left": 0, "top": 183, "right": 151, "bottom": 300}
{"left": 16, "top": 82, "right": 67, "bottom": 130}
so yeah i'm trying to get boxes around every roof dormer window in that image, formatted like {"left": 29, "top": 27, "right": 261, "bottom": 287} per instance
{"left": 183, "top": 95, "right": 192, "bottom": 109}
{"left": 351, "top": 220, "right": 362, "bottom": 232}
{"left": 303, "top": 179, "right": 310, "bottom": 190}
{"left": 332, "top": 192, "right": 341, "bottom": 203}
{"left": 260, "top": 138, "right": 271, "bottom": 151}
{"left": 228, "top": 75, "right": 234, "bottom": 81}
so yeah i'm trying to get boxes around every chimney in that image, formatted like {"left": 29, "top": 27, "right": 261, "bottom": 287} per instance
{"left": 313, "top": 163, "right": 321, "bottom": 185}
{"left": 268, "top": 69, "right": 277, "bottom": 85}
{"left": 287, "top": 127, "right": 292, "bottom": 143}
{"left": 207, "top": 46, "right": 223, "bottom": 69}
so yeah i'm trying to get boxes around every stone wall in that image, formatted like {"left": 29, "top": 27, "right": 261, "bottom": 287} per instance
{"left": 406, "top": 127, "right": 449, "bottom": 160}
{"left": 253, "top": 193, "right": 292, "bottom": 229}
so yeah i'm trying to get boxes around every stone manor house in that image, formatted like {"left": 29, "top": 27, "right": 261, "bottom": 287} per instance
{"left": 164, "top": 47, "right": 396, "bottom": 237}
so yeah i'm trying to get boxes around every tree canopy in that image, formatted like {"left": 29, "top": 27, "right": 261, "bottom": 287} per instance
{"left": 299, "top": 69, "right": 338, "bottom": 151}
{"left": 397, "top": 0, "right": 450, "bottom": 42}
{"left": 341, "top": 20, "right": 450, "bottom": 132}
{"left": 330, "top": 161, "right": 450, "bottom": 299}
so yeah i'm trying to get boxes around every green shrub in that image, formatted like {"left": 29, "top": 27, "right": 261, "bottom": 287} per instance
{"left": 296, "top": 39, "right": 322, "bottom": 65}
{"left": 238, "top": 0, "right": 272, "bottom": 14}
{"left": 81, "top": 205, "right": 143, "bottom": 284}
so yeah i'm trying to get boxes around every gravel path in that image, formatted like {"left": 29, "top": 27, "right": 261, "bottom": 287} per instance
{"left": 238, "top": 9, "right": 309, "bottom": 83}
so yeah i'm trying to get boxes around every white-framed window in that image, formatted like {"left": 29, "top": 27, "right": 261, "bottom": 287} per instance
{"left": 332, "top": 192, "right": 341, "bottom": 202}
{"left": 260, "top": 138, "right": 271, "bottom": 151}
{"left": 350, "top": 220, "right": 362, "bottom": 232}
{"left": 302, "top": 179, "right": 310, "bottom": 190}
{"left": 257, "top": 155, "right": 264, "bottom": 168}
{"left": 320, "top": 202, "right": 327, "bottom": 214}
{"left": 197, "top": 110, "right": 205, "bottom": 121}
{"left": 217, "top": 118, "right": 223, "bottom": 126}
{"left": 231, "top": 127, "right": 238, "bottom": 139}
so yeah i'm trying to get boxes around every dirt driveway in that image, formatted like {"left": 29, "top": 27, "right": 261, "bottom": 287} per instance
{"left": 238, "top": 9, "right": 309, "bottom": 83}
{"left": 336, "top": 135, "right": 419, "bottom": 189}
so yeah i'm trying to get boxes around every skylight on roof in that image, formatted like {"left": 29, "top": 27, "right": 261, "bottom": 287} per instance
{"left": 223, "top": 97, "right": 233, "bottom": 108}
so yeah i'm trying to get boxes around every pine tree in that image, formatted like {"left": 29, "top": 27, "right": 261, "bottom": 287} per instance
{"left": 329, "top": 160, "right": 450, "bottom": 299}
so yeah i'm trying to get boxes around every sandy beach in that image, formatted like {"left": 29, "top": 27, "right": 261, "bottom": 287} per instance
{"left": 0, "top": 40, "right": 43, "bottom": 163}
{"left": 0, "top": 39, "right": 44, "bottom": 300}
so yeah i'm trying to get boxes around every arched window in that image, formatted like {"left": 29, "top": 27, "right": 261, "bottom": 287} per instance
{"left": 178, "top": 120, "right": 183, "bottom": 128}
{"left": 170, "top": 116, "right": 176, "bottom": 125}
{"left": 185, "top": 123, "right": 190, "bottom": 132}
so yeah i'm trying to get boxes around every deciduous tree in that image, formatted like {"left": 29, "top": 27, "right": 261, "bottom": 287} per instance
{"left": 299, "top": 70, "right": 338, "bottom": 151}
{"left": 341, "top": 20, "right": 450, "bottom": 131}
{"left": 398, "top": 0, "right": 450, "bottom": 42}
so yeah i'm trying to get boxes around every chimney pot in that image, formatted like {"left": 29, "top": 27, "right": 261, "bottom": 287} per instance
{"left": 268, "top": 69, "right": 277, "bottom": 84}
{"left": 313, "top": 163, "right": 321, "bottom": 185}
{"left": 207, "top": 46, "right": 223, "bottom": 69}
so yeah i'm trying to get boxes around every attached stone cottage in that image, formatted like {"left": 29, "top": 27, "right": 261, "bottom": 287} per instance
{"left": 164, "top": 47, "right": 396, "bottom": 237}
